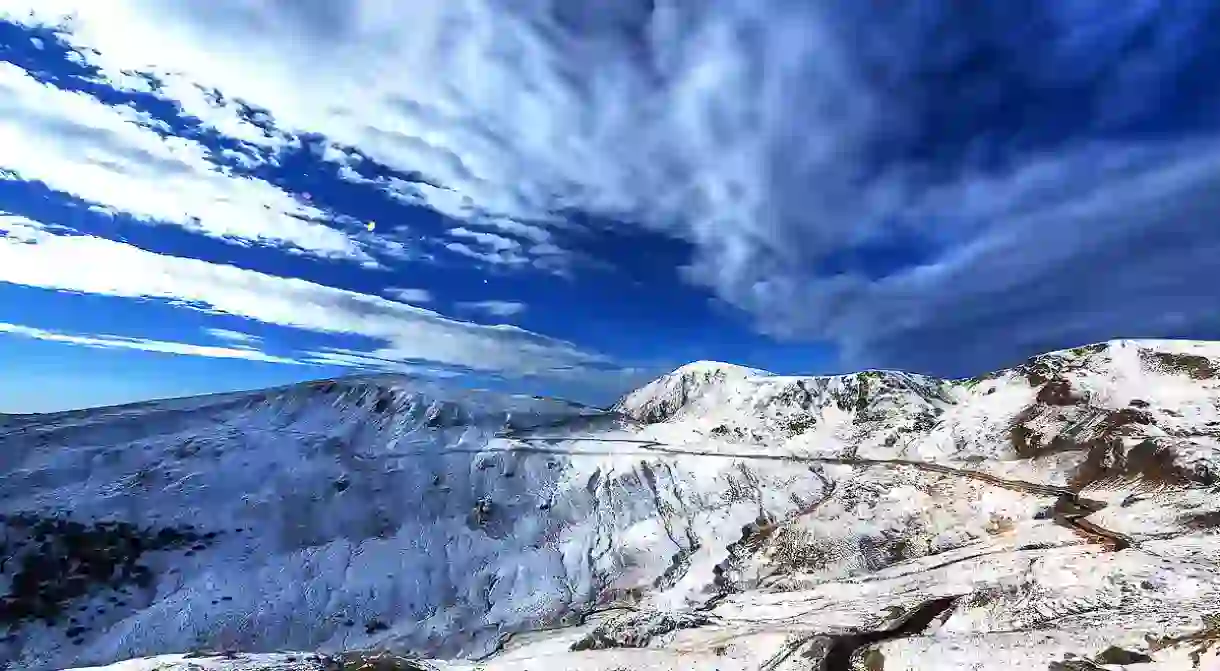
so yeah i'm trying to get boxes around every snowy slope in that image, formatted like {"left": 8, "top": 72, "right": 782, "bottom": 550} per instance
{"left": 4, "top": 340, "right": 1220, "bottom": 670}
{"left": 1, "top": 375, "right": 831, "bottom": 669}
{"left": 614, "top": 360, "right": 955, "bottom": 455}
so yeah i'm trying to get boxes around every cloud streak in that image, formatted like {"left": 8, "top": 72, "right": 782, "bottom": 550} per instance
{"left": 203, "top": 328, "right": 263, "bottom": 346}
{"left": 0, "top": 322, "right": 301, "bottom": 364}
{"left": 382, "top": 287, "right": 434, "bottom": 304}
{"left": 0, "top": 61, "right": 366, "bottom": 260}
{"left": 0, "top": 213, "right": 609, "bottom": 375}
{"left": 457, "top": 300, "right": 527, "bottom": 318}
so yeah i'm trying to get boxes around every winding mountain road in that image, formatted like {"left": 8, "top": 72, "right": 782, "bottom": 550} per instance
{"left": 501, "top": 435, "right": 1139, "bottom": 552}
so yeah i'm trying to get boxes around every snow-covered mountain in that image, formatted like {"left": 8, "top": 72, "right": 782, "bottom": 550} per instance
{"left": 4, "top": 341, "right": 1220, "bottom": 670}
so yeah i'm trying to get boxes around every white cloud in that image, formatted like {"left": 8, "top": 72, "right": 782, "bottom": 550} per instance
{"left": 449, "top": 227, "right": 520, "bottom": 252}
{"left": 4, "top": 1, "right": 1218, "bottom": 374}
{"left": 0, "top": 322, "right": 301, "bottom": 364}
{"left": 444, "top": 241, "right": 527, "bottom": 267}
{"left": 204, "top": 327, "right": 262, "bottom": 346}
{"left": 0, "top": 60, "right": 365, "bottom": 261}
{"left": 0, "top": 1, "right": 909, "bottom": 309}
{"left": 301, "top": 348, "right": 464, "bottom": 377}
{"left": 152, "top": 77, "right": 288, "bottom": 148}
{"left": 0, "top": 213, "right": 608, "bottom": 375}
{"left": 443, "top": 226, "right": 535, "bottom": 266}
{"left": 382, "top": 287, "right": 434, "bottom": 304}
{"left": 457, "top": 300, "right": 526, "bottom": 318}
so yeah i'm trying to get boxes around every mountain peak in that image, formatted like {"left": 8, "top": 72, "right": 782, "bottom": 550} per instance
{"left": 669, "top": 360, "right": 774, "bottom": 378}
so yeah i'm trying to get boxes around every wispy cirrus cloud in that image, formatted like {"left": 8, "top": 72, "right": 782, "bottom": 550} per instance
{"left": 0, "top": 60, "right": 366, "bottom": 261}
{"left": 382, "top": 287, "right": 434, "bottom": 304}
{"left": 0, "top": 213, "right": 610, "bottom": 376}
{"left": 456, "top": 300, "right": 527, "bottom": 318}
{"left": 203, "top": 328, "right": 262, "bottom": 346}
{"left": 0, "top": 322, "right": 301, "bottom": 364}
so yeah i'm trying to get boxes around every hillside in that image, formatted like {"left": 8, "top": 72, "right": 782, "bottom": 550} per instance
{"left": 2, "top": 341, "right": 1219, "bottom": 670}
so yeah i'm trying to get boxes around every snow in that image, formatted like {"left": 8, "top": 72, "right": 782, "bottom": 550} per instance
{"left": 3, "top": 340, "right": 1219, "bottom": 670}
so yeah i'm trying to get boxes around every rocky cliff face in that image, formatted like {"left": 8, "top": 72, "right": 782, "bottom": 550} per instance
{"left": 4, "top": 341, "right": 1220, "bottom": 670}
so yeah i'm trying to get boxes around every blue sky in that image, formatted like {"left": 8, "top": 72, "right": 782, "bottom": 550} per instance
{"left": 2, "top": 2, "right": 1219, "bottom": 413}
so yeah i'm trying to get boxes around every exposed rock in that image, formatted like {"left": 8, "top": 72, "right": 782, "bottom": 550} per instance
{"left": 1141, "top": 350, "right": 1219, "bottom": 379}
{"left": 570, "top": 611, "right": 712, "bottom": 651}
{"left": 1036, "top": 378, "right": 1083, "bottom": 406}
{"left": 1093, "top": 646, "right": 1153, "bottom": 665}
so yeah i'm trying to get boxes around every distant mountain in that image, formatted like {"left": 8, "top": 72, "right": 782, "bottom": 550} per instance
{"left": 4, "top": 341, "right": 1220, "bottom": 670}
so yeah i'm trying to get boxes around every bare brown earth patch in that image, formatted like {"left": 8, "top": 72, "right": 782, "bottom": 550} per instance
{"left": 1069, "top": 438, "right": 1211, "bottom": 490}
{"left": 1183, "top": 510, "right": 1220, "bottom": 530}
{"left": 1037, "top": 378, "right": 1085, "bottom": 406}
{"left": 1009, "top": 402, "right": 1153, "bottom": 463}
{"left": 1002, "top": 390, "right": 1197, "bottom": 490}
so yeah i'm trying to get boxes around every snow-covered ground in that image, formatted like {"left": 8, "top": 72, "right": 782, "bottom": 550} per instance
{"left": 2, "top": 340, "right": 1219, "bottom": 670}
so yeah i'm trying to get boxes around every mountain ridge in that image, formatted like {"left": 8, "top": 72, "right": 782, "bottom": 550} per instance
{"left": 2, "top": 339, "right": 1219, "bottom": 670}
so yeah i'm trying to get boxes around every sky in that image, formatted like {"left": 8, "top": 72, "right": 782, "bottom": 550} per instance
{"left": 1, "top": 1, "right": 1219, "bottom": 413}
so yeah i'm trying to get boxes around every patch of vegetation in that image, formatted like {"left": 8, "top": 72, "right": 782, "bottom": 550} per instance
{"left": 1020, "top": 346, "right": 1103, "bottom": 387}
{"left": 0, "top": 513, "right": 212, "bottom": 630}
{"left": 1007, "top": 400, "right": 1154, "bottom": 460}
{"left": 1141, "top": 351, "right": 1220, "bottom": 380}
{"left": 1093, "top": 646, "right": 1152, "bottom": 665}
{"left": 863, "top": 647, "right": 887, "bottom": 671}
{"left": 855, "top": 380, "right": 872, "bottom": 415}
{"left": 1022, "top": 359, "right": 1060, "bottom": 387}
{"left": 781, "top": 415, "right": 817, "bottom": 436}
{"left": 765, "top": 527, "right": 848, "bottom": 575}
{"left": 859, "top": 534, "right": 914, "bottom": 571}
{"left": 1068, "top": 344, "right": 1107, "bottom": 356}
{"left": 773, "top": 381, "right": 817, "bottom": 411}
{"left": 910, "top": 411, "right": 939, "bottom": 433}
